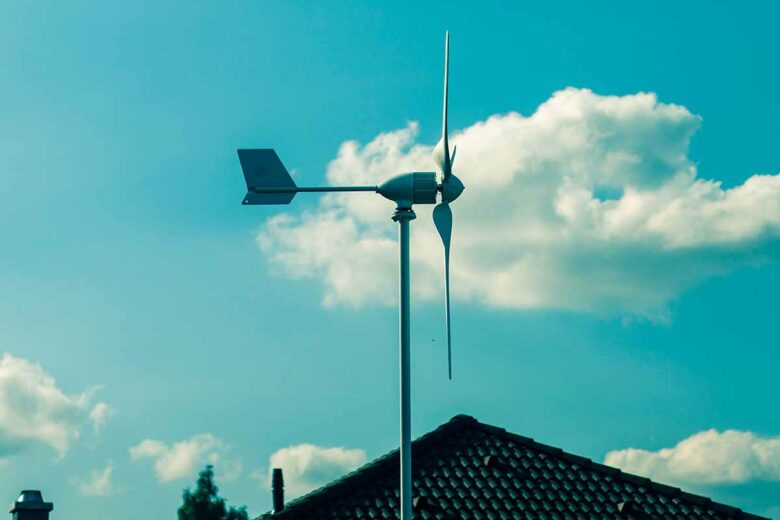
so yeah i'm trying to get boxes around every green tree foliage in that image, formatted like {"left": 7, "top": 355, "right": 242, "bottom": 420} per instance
{"left": 178, "top": 465, "right": 249, "bottom": 520}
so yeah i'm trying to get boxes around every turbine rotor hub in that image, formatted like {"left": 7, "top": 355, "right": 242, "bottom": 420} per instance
{"left": 440, "top": 174, "right": 464, "bottom": 203}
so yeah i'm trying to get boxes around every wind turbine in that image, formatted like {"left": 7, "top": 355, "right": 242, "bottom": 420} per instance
{"left": 237, "top": 32, "right": 463, "bottom": 520}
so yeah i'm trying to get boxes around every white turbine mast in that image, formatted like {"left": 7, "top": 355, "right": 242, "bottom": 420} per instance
{"left": 237, "top": 32, "right": 463, "bottom": 520}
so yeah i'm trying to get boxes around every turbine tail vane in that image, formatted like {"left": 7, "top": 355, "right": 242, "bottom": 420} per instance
{"left": 238, "top": 149, "right": 297, "bottom": 205}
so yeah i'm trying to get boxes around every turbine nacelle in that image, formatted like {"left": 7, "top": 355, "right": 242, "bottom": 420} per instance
{"left": 378, "top": 172, "right": 437, "bottom": 208}
{"left": 376, "top": 172, "right": 464, "bottom": 207}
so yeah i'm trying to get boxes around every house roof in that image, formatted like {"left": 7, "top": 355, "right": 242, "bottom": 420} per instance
{"left": 259, "top": 414, "right": 768, "bottom": 519}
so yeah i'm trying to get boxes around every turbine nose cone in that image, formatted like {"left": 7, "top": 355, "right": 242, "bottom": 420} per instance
{"left": 441, "top": 174, "right": 464, "bottom": 203}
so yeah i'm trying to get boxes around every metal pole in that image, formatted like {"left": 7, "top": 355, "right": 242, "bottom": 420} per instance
{"left": 393, "top": 205, "right": 415, "bottom": 520}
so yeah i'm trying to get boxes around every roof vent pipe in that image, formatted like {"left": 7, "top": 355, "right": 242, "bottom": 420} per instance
{"left": 272, "top": 468, "right": 284, "bottom": 514}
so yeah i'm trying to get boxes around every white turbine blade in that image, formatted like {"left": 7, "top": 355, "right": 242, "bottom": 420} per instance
{"left": 433, "top": 202, "right": 453, "bottom": 379}
{"left": 432, "top": 32, "right": 451, "bottom": 181}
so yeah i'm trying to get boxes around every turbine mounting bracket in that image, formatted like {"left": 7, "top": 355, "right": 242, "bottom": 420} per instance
{"left": 392, "top": 206, "right": 417, "bottom": 222}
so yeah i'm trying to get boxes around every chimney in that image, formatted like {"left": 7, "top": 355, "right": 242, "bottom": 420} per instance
{"left": 9, "top": 490, "right": 53, "bottom": 520}
{"left": 271, "top": 468, "right": 284, "bottom": 514}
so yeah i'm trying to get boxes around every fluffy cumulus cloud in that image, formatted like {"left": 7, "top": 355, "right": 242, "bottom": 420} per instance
{"left": 71, "top": 463, "right": 117, "bottom": 496}
{"left": 130, "top": 433, "right": 242, "bottom": 483}
{"left": 89, "top": 402, "right": 115, "bottom": 433}
{"left": 255, "top": 444, "right": 367, "bottom": 499}
{"left": 258, "top": 88, "right": 780, "bottom": 319}
{"left": 605, "top": 429, "right": 780, "bottom": 485}
{"left": 0, "top": 353, "right": 106, "bottom": 460}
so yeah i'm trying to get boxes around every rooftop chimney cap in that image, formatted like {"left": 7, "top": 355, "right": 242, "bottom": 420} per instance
{"left": 272, "top": 468, "right": 284, "bottom": 488}
{"left": 16, "top": 492, "right": 43, "bottom": 504}
{"left": 9, "top": 490, "right": 54, "bottom": 513}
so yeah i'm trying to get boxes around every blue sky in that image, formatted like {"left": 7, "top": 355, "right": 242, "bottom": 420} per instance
{"left": 2, "top": 1, "right": 780, "bottom": 518}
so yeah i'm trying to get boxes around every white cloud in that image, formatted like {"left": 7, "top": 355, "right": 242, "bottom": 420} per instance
{"left": 130, "top": 433, "right": 242, "bottom": 483}
{"left": 89, "top": 402, "right": 115, "bottom": 433}
{"left": 72, "top": 463, "right": 117, "bottom": 496}
{"left": 255, "top": 444, "right": 367, "bottom": 499}
{"left": 258, "top": 88, "right": 780, "bottom": 319}
{"left": 604, "top": 429, "right": 780, "bottom": 485}
{"left": 0, "top": 352, "right": 102, "bottom": 459}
